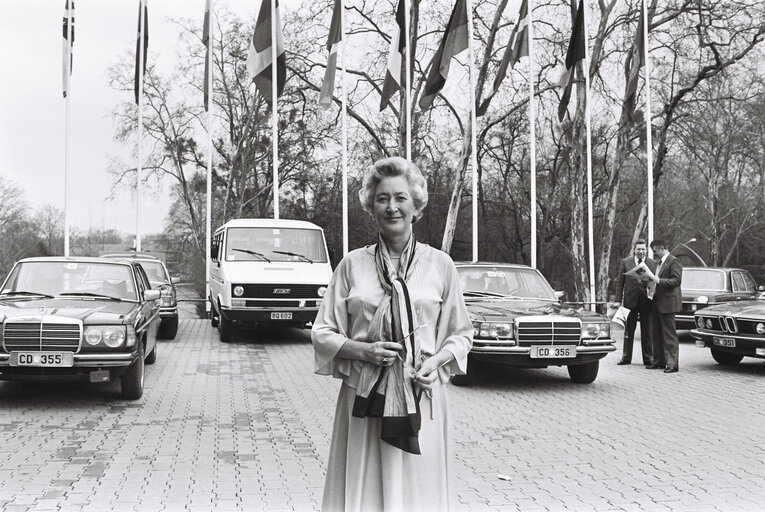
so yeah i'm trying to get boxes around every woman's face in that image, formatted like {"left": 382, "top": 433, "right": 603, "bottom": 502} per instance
{"left": 373, "top": 175, "right": 417, "bottom": 240}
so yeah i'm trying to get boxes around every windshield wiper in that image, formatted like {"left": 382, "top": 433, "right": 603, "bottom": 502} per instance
{"left": 463, "top": 290, "right": 506, "bottom": 298}
{"left": 273, "top": 250, "right": 313, "bottom": 263}
{"left": 59, "top": 292, "right": 123, "bottom": 301}
{"left": 0, "top": 291, "right": 55, "bottom": 299}
{"left": 232, "top": 248, "right": 271, "bottom": 262}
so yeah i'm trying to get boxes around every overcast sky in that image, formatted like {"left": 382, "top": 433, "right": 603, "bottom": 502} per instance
{"left": 0, "top": 0, "right": 301, "bottom": 236}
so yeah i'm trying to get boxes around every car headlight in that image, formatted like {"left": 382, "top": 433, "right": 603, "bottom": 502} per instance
{"left": 582, "top": 322, "right": 610, "bottom": 339}
{"left": 697, "top": 296, "right": 709, "bottom": 304}
{"left": 696, "top": 317, "right": 705, "bottom": 329}
{"left": 318, "top": 286, "right": 327, "bottom": 298}
{"left": 233, "top": 285, "right": 244, "bottom": 297}
{"left": 705, "top": 318, "right": 713, "bottom": 329}
{"left": 475, "top": 322, "right": 513, "bottom": 339}
{"left": 756, "top": 323, "right": 765, "bottom": 335}
{"left": 83, "top": 326, "right": 126, "bottom": 348}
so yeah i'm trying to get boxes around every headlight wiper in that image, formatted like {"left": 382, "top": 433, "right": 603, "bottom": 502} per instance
{"left": 232, "top": 248, "right": 271, "bottom": 262}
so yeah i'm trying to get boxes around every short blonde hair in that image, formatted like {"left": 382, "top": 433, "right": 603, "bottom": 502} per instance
{"left": 358, "top": 156, "right": 429, "bottom": 222}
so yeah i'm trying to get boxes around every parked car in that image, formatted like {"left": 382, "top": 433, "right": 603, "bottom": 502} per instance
{"left": 690, "top": 300, "right": 765, "bottom": 366}
{"left": 0, "top": 257, "right": 161, "bottom": 399}
{"left": 677, "top": 267, "right": 762, "bottom": 330}
{"left": 102, "top": 253, "right": 180, "bottom": 339}
{"left": 455, "top": 262, "right": 616, "bottom": 384}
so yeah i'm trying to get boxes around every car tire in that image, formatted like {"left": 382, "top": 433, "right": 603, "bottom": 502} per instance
{"left": 121, "top": 344, "right": 145, "bottom": 400}
{"left": 210, "top": 301, "right": 220, "bottom": 328}
{"left": 219, "top": 317, "right": 234, "bottom": 343}
{"left": 158, "top": 316, "right": 178, "bottom": 340}
{"left": 145, "top": 341, "right": 157, "bottom": 365}
{"left": 450, "top": 373, "right": 472, "bottom": 386}
{"left": 710, "top": 349, "right": 743, "bottom": 366}
{"left": 567, "top": 360, "right": 599, "bottom": 384}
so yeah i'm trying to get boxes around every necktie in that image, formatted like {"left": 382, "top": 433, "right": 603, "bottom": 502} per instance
{"left": 637, "top": 258, "right": 642, "bottom": 265}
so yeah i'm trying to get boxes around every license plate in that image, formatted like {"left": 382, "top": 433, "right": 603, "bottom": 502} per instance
{"left": 270, "top": 312, "right": 292, "bottom": 320}
{"left": 11, "top": 352, "right": 74, "bottom": 367}
{"left": 713, "top": 337, "right": 736, "bottom": 348}
{"left": 530, "top": 345, "right": 576, "bottom": 358}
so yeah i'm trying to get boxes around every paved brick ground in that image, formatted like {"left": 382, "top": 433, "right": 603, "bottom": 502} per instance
{"left": 0, "top": 320, "right": 764, "bottom": 511}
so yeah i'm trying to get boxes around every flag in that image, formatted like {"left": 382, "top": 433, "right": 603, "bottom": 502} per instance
{"left": 62, "top": 0, "right": 75, "bottom": 98}
{"left": 624, "top": 3, "right": 644, "bottom": 123}
{"left": 418, "top": 0, "right": 469, "bottom": 111}
{"left": 319, "top": 0, "right": 342, "bottom": 107}
{"left": 247, "top": 0, "right": 286, "bottom": 103}
{"left": 379, "top": 0, "right": 405, "bottom": 111}
{"left": 557, "top": 0, "right": 585, "bottom": 122}
{"left": 203, "top": 0, "right": 212, "bottom": 111}
{"left": 134, "top": 0, "right": 149, "bottom": 105}
{"left": 477, "top": 0, "right": 528, "bottom": 116}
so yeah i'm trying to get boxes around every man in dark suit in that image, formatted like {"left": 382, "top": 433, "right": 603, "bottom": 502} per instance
{"left": 645, "top": 240, "right": 683, "bottom": 373}
{"left": 613, "top": 240, "right": 656, "bottom": 365}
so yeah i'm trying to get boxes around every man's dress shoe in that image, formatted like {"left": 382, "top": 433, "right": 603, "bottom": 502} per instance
{"left": 646, "top": 363, "right": 665, "bottom": 369}
{"left": 663, "top": 367, "right": 678, "bottom": 373}
{"left": 617, "top": 360, "right": 630, "bottom": 365}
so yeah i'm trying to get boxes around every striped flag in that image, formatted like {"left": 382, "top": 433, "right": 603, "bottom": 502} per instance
{"left": 624, "top": 4, "right": 644, "bottom": 122}
{"left": 379, "top": 0, "right": 405, "bottom": 111}
{"left": 62, "top": 0, "right": 75, "bottom": 98}
{"left": 319, "top": 0, "right": 342, "bottom": 107}
{"left": 557, "top": 0, "right": 585, "bottom": 122}
{"left": 418, "top": 0, "right": 469, "bottom": 111}
{"left": 203, "top": 0, "right": 211, "bottom": 111}
{"left": 134, "top": 0, "right": 149, "bottom": 105}
{"left": 477, "top": 0, "right": 528, "bottom": 116}
{"left": 247, "top": 0, "right": 286, "bottom": 103}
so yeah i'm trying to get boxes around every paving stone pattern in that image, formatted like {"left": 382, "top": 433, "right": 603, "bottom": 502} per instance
{"left": 0, "top": 320, "right": 763, "bottom": 511}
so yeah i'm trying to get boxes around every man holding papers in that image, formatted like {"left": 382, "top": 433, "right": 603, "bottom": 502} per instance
{"left": 614, "top": 240, "right": 657, "bottom": 366}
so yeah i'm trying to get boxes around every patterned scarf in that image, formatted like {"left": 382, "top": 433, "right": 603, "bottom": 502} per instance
{"left": 351, "top": 232, "right": 423, "bottom": 454}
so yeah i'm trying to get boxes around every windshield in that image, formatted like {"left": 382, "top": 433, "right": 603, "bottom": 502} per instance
{"left": 683, "top": 269, "right": 726, "bottom": 291}
{"left": 137, "top": 260, "right": 169, "bottom": 287}
{"left": 224, "top": 227, "right": 328, "bottom": 263}
{"left": 457, "top": 266, "right": 557, "bottom": 300}
{"left": 1, "top": 261, "right": 138, "bottom": 301}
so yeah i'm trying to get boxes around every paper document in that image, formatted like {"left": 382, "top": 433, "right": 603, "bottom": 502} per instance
{"left": 624, "top": 261, "right": 654, "bottom": 279}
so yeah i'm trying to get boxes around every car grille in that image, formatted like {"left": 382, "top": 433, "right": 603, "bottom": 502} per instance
{"left": 244, "top": 300, "right": 319, "bottom": 308}
{"left": 2, "top": 320, "right": 82, "bottom": 352}
{"left": 515, "top": 317, "right": 581, "bottom": 346}
{"left": 236, "top": 284, "right": 322, "bottom": 299}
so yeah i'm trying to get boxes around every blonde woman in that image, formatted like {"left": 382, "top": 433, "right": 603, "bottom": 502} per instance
{"left": 312, "top": 156, "right": 473, "bottom": 511}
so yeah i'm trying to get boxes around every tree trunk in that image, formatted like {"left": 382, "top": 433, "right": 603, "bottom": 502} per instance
{"left": 441, "top": 124, "right": 472, "bottom": 254}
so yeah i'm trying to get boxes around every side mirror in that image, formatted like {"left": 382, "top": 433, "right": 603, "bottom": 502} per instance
{"left": 210, "top": 244, "right": 219, "bottom": 260}
{"left": 171, "top": 276, "right": 181, "bottom": 285}
{"left": 554, "top": 290, "right": 566, "bottom": 301}
{"left": 143, "top": 289, "right": 161, "bottom": 301}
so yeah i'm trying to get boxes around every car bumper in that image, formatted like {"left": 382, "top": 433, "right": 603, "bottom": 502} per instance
{"left": 159, "top": 306, "right": 178, "bottom": 318}
{"left": 690, "top": 329, "right": 765, "bottom": 359}
{"left": 220, "top": 307, "right": 319, "bottom": 323}
{"left": 469, "top": 341, "right": 616, "bottom": 368}
{"left": 0, "top": 352, "right": 139, "bottom": 381}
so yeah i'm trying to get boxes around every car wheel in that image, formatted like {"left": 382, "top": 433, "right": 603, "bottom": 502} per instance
{"left": 711, "top": 349, "right": 743, "bottom": 366}
{"left": 158, "top": 316, "right": 178, "bottom": 339}
{"left": 567, "top": 360, "right": 599, "bottom": 384}
{"left": 121, "top": 344, "right": 145, "bottom": 400}
{"left": 219, "top": 317, "right": 234, "bottom": 343}
{"left": 145, "top": 340, "right": 157, "bottom": 365}
{"left": 210, "top": 301, "right": 220, "bottom": 328}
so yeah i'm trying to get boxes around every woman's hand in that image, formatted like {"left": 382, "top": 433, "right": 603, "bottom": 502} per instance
{"left": 413, "top": 356, "right": 442, "bottom": 392}
{"left": 365, "top": 341, "right": 403, "bottom": 367}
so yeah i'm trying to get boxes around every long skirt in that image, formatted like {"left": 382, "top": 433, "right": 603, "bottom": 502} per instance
{"left": 321, "top": 382, "right": 454, "bottom": 512}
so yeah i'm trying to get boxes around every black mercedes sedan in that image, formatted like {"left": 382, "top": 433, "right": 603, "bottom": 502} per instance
{"left": 0, "top": 257, "right": 161, "bottom": 399}
{"left": 455, "top": 262, "right": 615, "bottom": 384}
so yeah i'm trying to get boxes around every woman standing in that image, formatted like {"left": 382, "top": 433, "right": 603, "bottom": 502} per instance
{"left": 312, "top": 156, "right": 473, "bottom": 511}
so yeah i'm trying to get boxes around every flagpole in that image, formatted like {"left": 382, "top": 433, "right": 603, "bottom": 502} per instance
{"left": 205, "top": 0, "right": 214, "bottom": 315}
{"left": 582, "top": 0, "right": 595, "bottom": 311}
{"left": 271, "top": 0, "right": 279, "bottom": 219}
{"left": 64, "top": 3, "right": 73, "bottom": 258}
{"left": 404, "top": 0, "right": 411, "bottom": 160}
{"left": 465, "top": 0, "right": 478, "bottom": 262}
{"left": 528, "top": 0, "right": 536, "bottom": 268}
{"left": 341, "top": 0, "right": 349, "bottom": 256}
{"left": 642, "top": 0, "right": 653, "bottom": 247}
{"left": 136, "top": 0, "right": 145, "bottom": 252}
